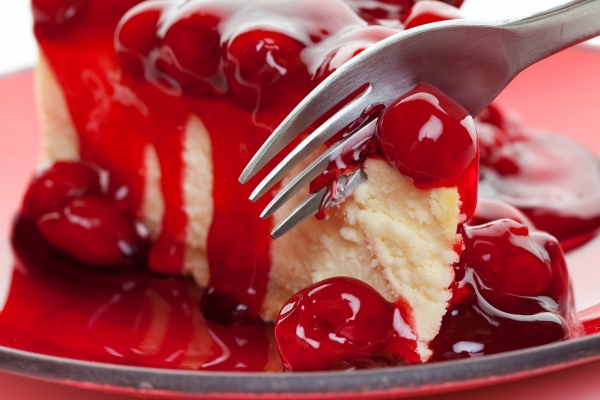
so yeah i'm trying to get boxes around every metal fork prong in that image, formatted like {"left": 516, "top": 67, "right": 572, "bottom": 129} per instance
{"left": 238, "top": 78, "right": 373, "bottom": 184}
{"left": 271, "top": 168, "right": 368, "bottom": 238}
{"left": 248, "top": 87, "right": 373, "bottom": 202}
{"left": 270, "top": 187, "right": 326, "bottom": 239}
{"left": 260, "top": 120, "right": 377, "bottom": 219}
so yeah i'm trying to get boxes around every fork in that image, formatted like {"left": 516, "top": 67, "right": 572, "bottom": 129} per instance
{"left": 239, "top": 0, "right": 600, "bottom": 239}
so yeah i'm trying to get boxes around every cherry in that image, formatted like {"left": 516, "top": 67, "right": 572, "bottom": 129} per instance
{"left": 463, "top": 219, "right": 553, "bottom": 297}
{"left": 468, "top": 198, "right": 536, "bottom": 229}
{"left": 115, "top": 6, "right": 162, "bottom": 79}
{"left": 479, "top": 132, "right": 600, "bottom": 246}
{"left": 375, "top": 82, "right": 479, "bottom": 218}
{"left": 403, "top": 0, "right": 462, "bottom": 30}
{"left": 157, "top": 11, "right": 225, "bottom": 96}
{"left": 32, "top": 0, "right": 87, "bottom": 36}
{"left": 37, "top": 196, "right": 148, "bottom": 268}
{"left": 344, "top": 0, "right": 415, "bottom": 24}
{"left": 21, "top": 161, "right": 103, "bottom": 221}
{"left": 225, "top": 30, "right": 307, "bottom": 108}
{"left": 275, "top": 277, "right": 419, "bottom": 371}
{"left": 315, "top": 26, "right": 397, "bottom": 82}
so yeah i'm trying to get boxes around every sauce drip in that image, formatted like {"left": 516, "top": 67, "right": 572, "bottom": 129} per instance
{"left": 3, "top": 217, "right": 280, "bottom": 371}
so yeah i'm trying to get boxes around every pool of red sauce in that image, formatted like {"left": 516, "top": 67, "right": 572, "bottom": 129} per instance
{"left": 2, "top": 0, "right": 597, "bottom": 372}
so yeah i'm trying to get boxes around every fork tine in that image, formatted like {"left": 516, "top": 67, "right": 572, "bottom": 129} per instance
{"left": 260, "top": 119, "right": 377, "bottom": 219}
{"left": 271, "top": 168, "right": 368, "bottom": 238}
{"left": 238, "top": 73, "right": 372, "bottom": 184}
{"left": 270, "top": 187, "right": 326, "bottom": 239}
{"left": 248, "top": 86, "right": 373, "bottom": 202}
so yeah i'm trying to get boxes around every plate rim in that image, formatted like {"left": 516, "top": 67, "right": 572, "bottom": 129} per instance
{"left": 0, "top": 330, "right": 599, "bottom": 398}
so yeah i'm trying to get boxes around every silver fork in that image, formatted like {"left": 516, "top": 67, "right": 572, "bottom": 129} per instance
{"left": 239, "top": 0, "right": 600, "bottom": 239}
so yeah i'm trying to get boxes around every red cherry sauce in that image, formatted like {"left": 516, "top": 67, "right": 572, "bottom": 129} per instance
{"left": 375, "top": 83, "right": 479, "bottom": 218}
{"left": 343, "top": 0, "right": 464, "bottom": 27}
{"left": 403, "top": 0, "right": 463, "bottom": 30}
{"left": 275, "top": 277, "right": 419, "bottom": 371}
{"left": 1, "top": 217, "right": 281, "bottom": 372}
{"left": 477, "top": 105, "right": 600, "bottom": 250}
{"left": 429, "top": 218, "right": 580, "bottom": 361}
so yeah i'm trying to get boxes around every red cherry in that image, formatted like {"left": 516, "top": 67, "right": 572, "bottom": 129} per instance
{"left": 375, "top": 82, "right": 479, "bottom": 218}
{"left": 225, "top": 30, "right": 307, "bottom": 108}
{"left": 315, "top": 26, "right": 397, "bottom": 82}
{"left": 115, "top": 6, "right": 162, "bottom": 79}
{"left": 468, "top": 198, "right": 536, "bottom": 229}
{"left": 157, "top": 12, "right": 224, "bottom": 96}
{"left": 32, "top": 0, "right": 87, "bottom": 35}
{"left": 463, "top": 219, "right": 553, "bottom": 297}
{"left": 344, "top": 0, "right": 415, "bottom": 24}
{"left": 275, "top": 277, "right": 418, "bottom": 371}
{"left": 403, "top": 1, "right": 462, "bottom": 30}
{"left": 37, "top": 197, "right": 147, "bottom": 268}
{"left": 21, "top": 161, "right": 103, "bottom": 221}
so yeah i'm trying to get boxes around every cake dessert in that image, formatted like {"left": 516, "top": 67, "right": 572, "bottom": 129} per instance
{"left": 20, "top": 0, "right": 592, "bottom": 370}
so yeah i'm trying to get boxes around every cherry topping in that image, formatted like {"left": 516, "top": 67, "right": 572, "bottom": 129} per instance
{"left": 32, "top": 0, "right": 87, "bottom": 36}
{"left": 375, "top": 82, "right": 479, "bottom": 218}
{"left": 115, "top": 5, "right": 162, "bottom": 80}
{"left": 225, "top": 30, "right": 307, "bottom": 108}
{"left": 463, "top": 219, "right": 553, "bottom": 297}
{"left": 21, "top": 161, "right": 103, "bottom": 221}
{"left": 275, "top": 277, "right": 419, "bottom": 371}
{"left": 479, "top": 131, "right": 600, "bottom": 248}
{"left": 430, "top": 219, "right": 575, "bottom": 360}
{"left": 157, "top": 11, "right": 225, "bottom": 96}
{"left": 468, "top": 198, "right": 535, "bottom": 229}
{"left": 403, "top": 0, "right": 462, "bottom": 30}
{"left": 37, "top": 196, "right": 147, "bottom": 268}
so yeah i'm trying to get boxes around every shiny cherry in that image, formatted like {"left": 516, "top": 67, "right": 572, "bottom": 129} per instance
{"left": 463, "top": 219, "right": 553, "bottom": 297}
{"left": 158, "top": 11, "right": 225, "bottom": 96}
{"left": 275, "top": 277, "right": 419, "bottom": 371}
{"left": 375, "top": 82, "right": 479, "bottom": 218}
{"left": 37, "top": 196, "right": 147, "bottom": 268}
{"left": 21, "top": 161, "right": 103, "bottom": 221}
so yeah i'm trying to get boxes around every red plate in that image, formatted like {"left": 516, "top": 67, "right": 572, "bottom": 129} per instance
{"left": 1, "top": 46, "right": 600, "bottom": 399}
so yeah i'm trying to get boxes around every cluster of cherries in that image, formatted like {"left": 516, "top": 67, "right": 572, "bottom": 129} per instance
{"left": 275, "top": 210, "right": 574, "bottom": 371}
{"left": 477, "top": 106, "right": 600, "bottom": 249}
{"left": 34, "top": 0, "right": 465, "bottom": 109}
{"left": 274, "top": 85, "right": 575, "bottom": 371}
{"left": 20, "top": 162, "right": 148, "bottom": 268}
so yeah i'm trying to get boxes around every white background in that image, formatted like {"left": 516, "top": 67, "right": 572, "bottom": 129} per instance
{"left": 1, "top": 0, "right": 598, "bottom": 75}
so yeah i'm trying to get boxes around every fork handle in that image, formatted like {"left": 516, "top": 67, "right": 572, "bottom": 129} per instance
{"left": 507, "top": 0, "right": 600, "bottom": 70}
